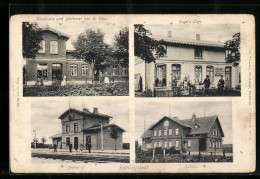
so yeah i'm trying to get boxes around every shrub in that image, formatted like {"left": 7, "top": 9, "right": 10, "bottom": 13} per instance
{"left": 166, "top": 146, "right": 180, "bottom": 155}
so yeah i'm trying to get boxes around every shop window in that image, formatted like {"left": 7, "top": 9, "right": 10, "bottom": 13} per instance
{"left": 82, "top": 64, "right": 88, "bottom": 76}
{"left": 171, "top": 64, "right": 181, "bottom": 81}
{"left": 175, "top": 140, "right": 179, "bottom": 148}
{"left": 206, "top": 66, "right": 214, "bottom": 83}
{"left": 66, "top": 124, "right": 70, "bottom": 133}
{"left": 71, "top": 64, "right": 78, "bottom": 76}
{"left": 66, "top": 137, "right": 70, "bottom": 146}
{"left": 74, "top": 123, "right": 78, "bottom": 132}
{"left": 154, "top": 64, "right": 166, "bottom": 87}
{"left": 164, "top": 129, "right": 167, "bottom": 136}
{"left": 50, "top": 41, "right": 58, "bottom": 54}
{"left": 175, "top": 128, "right": 179, "bottom": 136}
{"left": 158, "top": 130, "right": 162, "bottom": 136}
{"left": 194, "top": 48, "right": 202, "bottom": 58}
{"left": 38, "top": 40, "right": 45, "bottom": 53}
{"left": 169, "top": 140, "right": 172, "bottom": 148}
{"left": 195, "top": 66, "right": 202, "bottom": 83}
{"left": 154, "top": 130, "right": 157, "bottom": 136}
{"left": 37, "top": 64, "right": 48, "bottom": 80}
{"left": 188, "top": 140, "right": 191, "bottom": 148}
{"left": 164, "top": 141, "right": 167, "bottom": 148}
{"left": 169, "top": 129, "right": 172, "bottom": 135}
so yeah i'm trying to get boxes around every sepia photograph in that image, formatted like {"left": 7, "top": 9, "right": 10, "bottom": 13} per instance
{"left": 135, "top": 101, "right": 233, "bottom": 163}
{"left": 31, "top": 100, "right": 130, "bottom": 163}
{"left": 135, "top": 24, "right": 241, "bottom": 97}
{"left": 23, "top": 21, "right": 129, "bottom": 96}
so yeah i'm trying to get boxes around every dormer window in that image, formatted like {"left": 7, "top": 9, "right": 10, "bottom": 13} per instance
{"left": 50, "top": 41, "right": 58, "bottom": 54}
{"left": 194, "top": 123, "right": 200, "bottom": 128}
{"left": 195, "top": 48, "right": 202, "bottom": 58}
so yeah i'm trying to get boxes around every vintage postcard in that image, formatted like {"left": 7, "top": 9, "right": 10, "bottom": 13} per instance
{"left": 10, "top": 14, "right": 255, "bottom": 173}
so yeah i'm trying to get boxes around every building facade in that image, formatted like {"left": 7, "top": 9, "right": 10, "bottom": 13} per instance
{"left": 50, "top": 107, "right": 125, "bottom": 150}
{"left": 141, "top": 114, "right": 224, "bottom": 154}
{"left": 135, "top": 34, "right": 240, "bottom": 92}
{"left": 24, "top": 27, "right": 128, "bottom": 86}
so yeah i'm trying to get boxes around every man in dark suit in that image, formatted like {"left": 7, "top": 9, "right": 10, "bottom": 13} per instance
{"left": 203, "top": 75, "right": 211, "bottom": 95}
{"left": 69, "top": 142, "right": 72, "bottom": 153}
{"left": 218, "top": 75, "right": 225, "bottom": 94}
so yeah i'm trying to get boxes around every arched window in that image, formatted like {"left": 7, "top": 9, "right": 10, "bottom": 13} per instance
{"left": 66, "top": 124, "right": 70, "bottom": 133}
{"left": 74, "top": 123, "right": 78, "bottom": 132}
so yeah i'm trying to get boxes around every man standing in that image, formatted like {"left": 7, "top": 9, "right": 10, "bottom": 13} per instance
{"left": 203, "top": 75, "right": 211, "bottom": 95}
{"left": 69, "top": 142, "right": 72, "bottom": 153}
{"left": 218, "top": 75, "right": 225, "bottom": 94}
{"left": 53, "top": 144, "right": 57, "bottom": 153}
{"left": 88, "top": 142, "right": 91, "bottom": 153}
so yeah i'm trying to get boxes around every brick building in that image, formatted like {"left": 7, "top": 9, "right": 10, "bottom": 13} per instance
{"left": 141, "top": 114, "right": 224, "bottom": 154}
{"left": 135, "top": 33, "right": 240, "bottom": 92}
{"left": 50, "top": 107, "right": 125, "bottom": 150}
{"left": 24, "top": 27, "right": 128, "bottom": 86}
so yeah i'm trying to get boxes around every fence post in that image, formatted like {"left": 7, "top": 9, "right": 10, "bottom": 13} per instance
{"left": 152, "top": 149, "right": 155, "bottom": 160}
{"left": 163, "top": 149, "right": 166, "bottom": 159}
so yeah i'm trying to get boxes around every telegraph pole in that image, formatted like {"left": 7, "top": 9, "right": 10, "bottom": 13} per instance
{"left": 33, "top": 130, "right": 36, "bottom": 149}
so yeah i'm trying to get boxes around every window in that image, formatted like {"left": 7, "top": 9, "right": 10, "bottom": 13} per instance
{"left": 82, "top": 64, "right": 88, "bottom": 76}
{"left": 210, "top": 140, "right": 212, "bottom": 148}
{"left": 71, "top": 64, "right": 78, "bottom": 76}
{"left": 164, "top": 129, "right": 167, "bottom": 136}
{"left": 74, "top": 123, "right": 78, "bottom": 132}
{"left": 215, "top": 129, "right": 218, "bottom": 136}
{"left": 212, "top": 140, "right": 215, "bottom": 148}
{"left": 194, "top": 48, "right": 202, "bottom": 58}
{"left": 37, "top": 64, "right": 48, "bottom": 80}
{"left": 155, "top": 64, "right": 166, "bottom": 87}
{"left": 154, "top": 141, "right": 157, "bottom": 148}
{"left": 169, "top": 129, "right": 172, "bottom": 135}
{"left": 164, "top": 141, "right": 167, "bottom": 148}
{"left": 206, "top": 66, "right": 214, "bottom": 83}
{"left": 213, "top": 129, "right": 215, "bottom": 136}
{"left": 158, "top": 141, "right": 162, "bottom": 147}
{"left": 158, "top": 130, "right": 162, "bottom": 136}
{"left": 112, "top": 65, "right": 119, "bottom": 75}
{"left": 171, "top": 64, "right": 181, "bottom": 81}
{"left": 175, "top": 140, "right": 179, "bottom": 148}
{"left": 169, "top": 141, "right": 172, "bottom": 148}
{"left": 66, "top": 137, "right": 70, "bottom": 146}
{"left": 188, "top": 140, "right": 191, "bottom": 148}
{"left": 219, "top": 141, "right": 221, "bottom": 148}
{"left": 154, "top": 130, "right": 157, "bottom": 137}
{"left": 66, "top": 124, "right": 70, "bottom": 133}
{"left": 50, "top": 41, "right": 58, "bottom": 54}
{"left": 122, "top": 65, "right": 128, "bottom": 76}
{"left": 175, "top": 128, "right": 179, "bottom": 136}
{"left": 195, "top": 66, "right": 202, "bottom": 83}
{"left": 38, "top": 40, "right": 45, "bottom": 53}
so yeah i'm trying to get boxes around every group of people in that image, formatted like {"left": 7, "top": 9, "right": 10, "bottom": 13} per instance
{"left": 53, "top": 142, "right": 92, "bottom": 153}
{"left": 203, "top": 75, "right": 225, "bottom": 94}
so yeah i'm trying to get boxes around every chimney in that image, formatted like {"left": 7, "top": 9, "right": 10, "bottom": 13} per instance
{"left": 192, "top": 113, "right": 196, "bottom": 122}
{"left": 83, "top": 108, "right": 89, "bottom": 112}
{"left": 196, "top": 34, "right": 200, "bottom": 40}
{"left": 167, "top": 31, "right": 172, "bottom": 37}
{"left": 93, "top": 107, "right": 98, "bottom": 114}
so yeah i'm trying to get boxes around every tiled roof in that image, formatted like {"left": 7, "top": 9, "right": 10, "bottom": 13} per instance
{"left": 82, "top": 124, "right": 125, "bottom": 132}
{"left": 41, "top": 27, "right": 70, "bottom": 39}
{"left": 154, "top": 36, "right": 225, "bottom": 48}
{"left": 50, "top": 133, "right": 62, "bottom": 139}
{"left": 58, "top": 108, "right": 112, "bottom": 119}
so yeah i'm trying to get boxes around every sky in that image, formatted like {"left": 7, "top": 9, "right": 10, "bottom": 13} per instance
{"left": 36, "top": 21, "right": 127, "bottom": 50}
{"left": 144, "top": 24, "right": 240, "bottom": 43}
{"left": 135, "top": 101, "right": 232, "bottom": 145}
{"left": 31, "top": 100, "right": 129, "bottom": 144}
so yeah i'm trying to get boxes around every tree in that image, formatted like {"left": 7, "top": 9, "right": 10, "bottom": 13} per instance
{"left": 134, "top": 24, "right": 166, "bottom": 63}
{"left": 22, "top": 22, "right": 43, "bottom": 59}
{"left": 73, "top": 29, "right": 111, "bottom": 81}
{"left": 113, "top": 27, "right": 129, "bottom": 65}
{"left": 225, "top": 32, "right": 240, "bottom": 67}
{"left": 108, "top": 126, "right": 120, "bottom": 150}
{"left": 41, "top": 137, "right": 47, "bottom": 149}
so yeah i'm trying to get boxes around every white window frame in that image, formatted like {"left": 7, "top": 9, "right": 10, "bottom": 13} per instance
{"left": 187, "top": 140, "right": 191, "bottom": 148}
{"left": 71, "top": 64, "right": 78, "bottom": 76}
{"left": 164, "top": 141, "right": 167, "bottom": 148}
{"left": 169, "top": 129, "right": 172, "bottom": 135}
{"left": 194, "top": 48, "right": 202, "bottom": 58}
{"left": 175, "top": 128, "right": 179, "bottom": 136}
{"left": 82, "top": 64, "right": 88, "bottom": 76}
{"left": 158, "top": 130, "right": 162, "bottom": 136}
{"left": 210, "top": 140, "right": 212, "bottom": 148}
{"left": 164, "top": 129, "right": 167, "bottom": 136}
{"left": 154, "top": 141, "right": 157, "bottom": 148}
{"left": 38, "top": 40, "right": 45, "bottom": 53}
{"left": 175, "top": 140, "right": 179, "bottom": 148}
{"left": 154, "top": 130, "right": 157, "bottom": 137}
{"left": 215, "top": 129, "right": 218, "bottom": 136}
{"left": 158, "top": 141, "right": 162, "bottom": 147}
{"left": 50, "top": 41, "right": 58, "bottom": 54}
{"left": 213, "top": 129, "right": 215, "bottom": 136}
{"left": 169, "top": 140, "right": 172, "bottom": 148}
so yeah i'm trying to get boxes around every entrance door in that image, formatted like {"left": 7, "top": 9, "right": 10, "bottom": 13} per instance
{"left": 74, "top": 137, "right": 78, "bottom": 149}
{"left": 225, "top": 67, "right": 232, "bottom": 88}
{"left": 52, "top": 63, "right": 62, "bottom": 85}
{"left": 86, "top": 136, "right": 91, "bottom": 150}
{"left": 199, "top": 138, "right": 206, "bottom": 152}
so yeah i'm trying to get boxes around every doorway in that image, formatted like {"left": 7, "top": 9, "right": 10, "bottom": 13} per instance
{"left": 74, "top": 137, "right": 78, "bottom": 150}
{"left": 86, "top": 136, "right": 91, "bottom": 150}
{"left": 52, "top": 63, "right": 62, "bottom": 85}
{"left": 225, "top": 67, "right": 232, "bottom": 88}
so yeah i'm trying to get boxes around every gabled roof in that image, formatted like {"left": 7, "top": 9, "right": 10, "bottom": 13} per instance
{"left": 50, "top": 133, "right": 62, "bottom": 139}
{"left": 154, "top": 36, "right": 225, "bottom": 48}
{"left": 82, "top": 124, "right": 125, "bottom": 132}
{"left": 149, "top": 116, "right": 192, "bottom": 130}
{"left": 58, "top": 108, "right": 112, "bottom": 119}
{"left": 41, "top": 27, "right": 70, "bottom": 40}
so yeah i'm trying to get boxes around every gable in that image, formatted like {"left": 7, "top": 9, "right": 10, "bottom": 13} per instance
{"left": 150, "top": 116, "right": 191, "bottom": 130}
{"left": 207, "top": 117, "right": 225, "bottom": 137}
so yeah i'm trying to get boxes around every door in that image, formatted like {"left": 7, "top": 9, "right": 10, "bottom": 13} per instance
{"left": 225, "top": 67, "right": 232, "bottom": 88}
{"left": 52, "top": 63, "right": 62, "bottom": 85}
{"left": 199, "top": 138, "right": 206, "bottom": 152}
{"left": 86, "top": 136, "right": 91, "bottom": 149}
{"left": 171, "top": 64, "right": 181, "bottom": 86}
{"left": 74, "top": 137, "right": 78, "bottom": 149}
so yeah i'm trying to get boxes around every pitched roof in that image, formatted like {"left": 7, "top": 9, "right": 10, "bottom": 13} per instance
{"left": 82, "top": 124, "right": 125, "bottom": 132}
{"left": 149, "top": 116, "right": 192, "bottom": 130}
{"left": 58, "top": 108, "right": 112, "bottom": 119}
{"left": 41, "top": 27, "right": 70, "bottom": 40}
{"left": 50, "top": 133, "right": 62, "bottom": 139}
{"left": 154, "top": 36, "right": 225, "bottom": 48}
